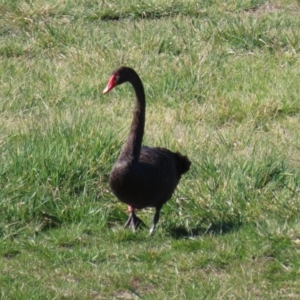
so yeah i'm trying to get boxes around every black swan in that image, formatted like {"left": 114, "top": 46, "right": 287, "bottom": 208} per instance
{"left": 103, "top": 66, "right": 191, "bottom": 235}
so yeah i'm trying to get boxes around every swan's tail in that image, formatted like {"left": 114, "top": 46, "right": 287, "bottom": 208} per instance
{"left": 175, "top": 152, "right": 191, "bottom": 176}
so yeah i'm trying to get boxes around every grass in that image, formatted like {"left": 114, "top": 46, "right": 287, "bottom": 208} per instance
{"left": 1, "top": 0, "right": 300, "bottom": 298}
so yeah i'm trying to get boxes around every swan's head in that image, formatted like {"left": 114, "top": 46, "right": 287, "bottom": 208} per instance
{"left": 102, "top": 66, "right": 130, "bottom": 94}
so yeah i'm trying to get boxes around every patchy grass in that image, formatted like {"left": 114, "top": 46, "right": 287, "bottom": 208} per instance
{"left": 1, "top": 0, "right": 300, "bottom": 298}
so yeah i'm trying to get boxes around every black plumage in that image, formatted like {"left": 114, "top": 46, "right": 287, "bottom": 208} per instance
{"left": 103, "top": 67, "right": 191, "bottom": 234}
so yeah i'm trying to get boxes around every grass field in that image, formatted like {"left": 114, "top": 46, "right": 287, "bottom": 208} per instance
{"left": 1, "top": 0, "right": 300, "bottom": 298}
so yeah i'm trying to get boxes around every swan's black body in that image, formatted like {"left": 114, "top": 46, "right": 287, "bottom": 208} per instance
{"left": 103, "top": 67, "right": 191, "bottom": 234}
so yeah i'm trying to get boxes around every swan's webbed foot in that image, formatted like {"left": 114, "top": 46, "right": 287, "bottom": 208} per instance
{"left": 124, "top": 211, "right": 146, "bottom": 231}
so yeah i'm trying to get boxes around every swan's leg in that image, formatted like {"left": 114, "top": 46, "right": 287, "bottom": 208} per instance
{"left": 149, "top": 204, "right": 163, "bottom": 236}
{"left": 124, "top": 212, "right": 133, "bottom": 228}
{"left": 124, "top": 206, "right": 145, "bottom": 231}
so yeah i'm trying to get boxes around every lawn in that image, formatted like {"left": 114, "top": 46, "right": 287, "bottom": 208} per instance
{"left": 1, "top": 0, "right": 300, "bottom": 299}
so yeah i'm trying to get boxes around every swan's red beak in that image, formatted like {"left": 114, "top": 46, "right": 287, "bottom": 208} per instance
{"left": 103, "top": 75, "right": 117, "bottom": 94}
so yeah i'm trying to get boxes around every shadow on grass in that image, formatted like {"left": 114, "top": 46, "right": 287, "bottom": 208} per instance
{"left": 93, "top": 4, "right": 205, "bottom": 22}
{"left": 168, "top": 220, "right": 243, "bottom": 239}
{"left": 99, "top": 10, "right": 202, "bottom": 21}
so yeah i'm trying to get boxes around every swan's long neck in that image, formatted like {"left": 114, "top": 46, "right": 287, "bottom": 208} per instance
{"left": 118, "top": 73, "right": 145, "bottom": 163}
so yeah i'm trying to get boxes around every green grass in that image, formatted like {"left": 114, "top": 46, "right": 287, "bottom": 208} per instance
{"left": 1, "top": 0, "right": 300, "bottom": 298}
